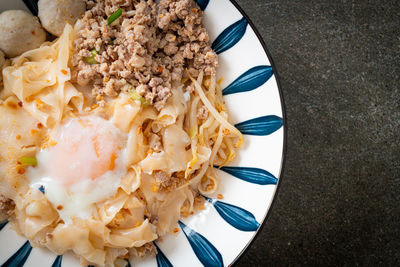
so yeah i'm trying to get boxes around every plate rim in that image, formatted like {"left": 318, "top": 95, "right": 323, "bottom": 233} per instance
{"left": 227, "top": 0, "right": 288, "bottom": 265}
{"left": 0, "top": 0, "right": 288, "bottom": 265}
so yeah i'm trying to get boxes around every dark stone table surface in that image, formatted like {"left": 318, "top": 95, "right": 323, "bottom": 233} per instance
{"left": 233, "top": 0, "right": 400, "bottom": 266}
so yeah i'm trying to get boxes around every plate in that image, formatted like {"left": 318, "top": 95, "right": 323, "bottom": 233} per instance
{"left": 0, "top": 0, "right": 286, "bottom": 266}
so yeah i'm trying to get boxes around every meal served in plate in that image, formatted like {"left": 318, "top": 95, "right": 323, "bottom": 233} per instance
{"left": 0, "top": 0, "right": 243, "bottom": 266}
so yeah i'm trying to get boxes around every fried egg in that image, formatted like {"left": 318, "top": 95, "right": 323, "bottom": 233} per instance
{"left": 27, "top": 115, "right": 127, "bottom": 223}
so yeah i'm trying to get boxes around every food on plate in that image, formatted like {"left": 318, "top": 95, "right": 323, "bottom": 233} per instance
{"left": 0, "top": 1, "right": 242, "bottom": 266}
{"left": 72, "top": 0, "right": 218, "bottom": 110}
{"left": 38, "top": 0, "right": 86, "bottom": 36}
{"left": 0, "top": 10, "right": 46, "bottom": 57}
{"left": 0, "top": 50, "right": 5, "bottom": 68}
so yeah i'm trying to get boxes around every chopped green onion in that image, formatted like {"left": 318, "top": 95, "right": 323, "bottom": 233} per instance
{"left": 130, "top": 90, "right": 149, "bottom": 106}
{"left": 84, "top": 49, "right": 99, "bottom": 65}
{"left": 19, "top": 156, "right": 37, "bottom": 166}
{"left": 107, "top": 8, "right": 122, "bottom": 25}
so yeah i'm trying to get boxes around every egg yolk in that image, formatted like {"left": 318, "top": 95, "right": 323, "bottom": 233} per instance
{"left": 45, "top": 117, "right": 122, "bottom": 186}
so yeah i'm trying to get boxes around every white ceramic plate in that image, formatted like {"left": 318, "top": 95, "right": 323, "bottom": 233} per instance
{"left": 0, "top": 0, "right": 286, "bottom": 266}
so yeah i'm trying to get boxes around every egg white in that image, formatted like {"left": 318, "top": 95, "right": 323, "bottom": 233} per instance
{"left": 27, "top": 115, "right": 128, "bottom": 224}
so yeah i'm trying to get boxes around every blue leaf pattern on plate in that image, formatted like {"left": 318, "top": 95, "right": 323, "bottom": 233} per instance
{"left": 212, "top": 17, "right": 248, "bottom": 54}
{"left": 1, "top": 241, "right": 32, "bottom": 267}
{"left": 38, "top": 185, "right": 45, "bottom": 194}
{"left": 178, "top": 221, "right": 223, "bottom": 267}
{"left": 218, "top": 166, "right": 278, "bottom": 185}
{"left": 22, "top": 0, "right": 38, "bottom": 15}
{"left": 51, "top": 255, "right": 62, "bottom": 267}
{"left": 205, "top": 197, "right": 259, "bottom": 231}
{"left": 195, "top": 0, "right": 209, "bottom": 10}
{"left": 154, "top": 243, "right": 173, "bottom": 267}
{"left": 235, "top": 115, "right": 282, "bottom": 136}
{"left": 222, "top": 65, "right": 273, "bottom": 96}
{"left": 0, "top": 220, "right": 8, "bottom": 231}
